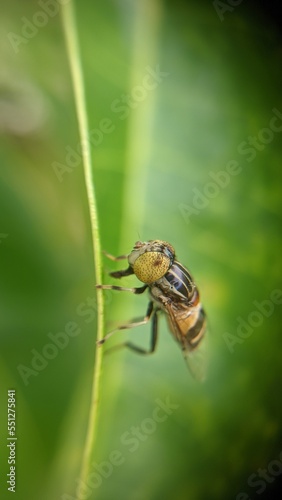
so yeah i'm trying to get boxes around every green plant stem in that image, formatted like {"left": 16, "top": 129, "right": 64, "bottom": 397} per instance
{"left": 61, "top": 1, "right": 104, "bottom": 494}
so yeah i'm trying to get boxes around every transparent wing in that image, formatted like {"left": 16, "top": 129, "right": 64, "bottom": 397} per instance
{"left": 182, "top": 337, "right": 208, "bottom": 382}
{"left": 164, "top": 301, "right": 208, "bottom": 381}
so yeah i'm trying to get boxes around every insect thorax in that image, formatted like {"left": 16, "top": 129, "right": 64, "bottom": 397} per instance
{"left": 149, "top": 263, "right": 197, "bottom": 311}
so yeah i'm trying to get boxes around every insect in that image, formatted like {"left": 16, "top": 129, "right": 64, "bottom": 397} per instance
{"left": 96, "top": 239, "right": 207, "bottom": 380}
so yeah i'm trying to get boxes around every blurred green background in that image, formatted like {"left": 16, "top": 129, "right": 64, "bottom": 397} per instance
{"left": 1, "top": 1, "right": 282, "bottom": 499}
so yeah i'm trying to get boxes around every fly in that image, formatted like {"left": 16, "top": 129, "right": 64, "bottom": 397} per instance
{"left": 96, "top": 239, "right": 207, "bottom": 380}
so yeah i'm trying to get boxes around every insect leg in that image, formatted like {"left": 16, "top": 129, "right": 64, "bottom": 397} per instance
{"left": 101, "top": 307, "right": 159, "bottom": 356}
{"left": 97, "top": 300, "right": 153, "bottom": 346}
{"left": 109, "top": 267, "right": 134, "bottom": 279}
{"left": 103, "top": 250, "right": 128, "bottom": 261}
{"left": 96, "top": 284, "right": 148, "bottom": 294}
{"left": 102, "top": 249, "right": 135, "bottom": 278}
{"left": 122, "top": 308, "right": 159, "bottom": 355}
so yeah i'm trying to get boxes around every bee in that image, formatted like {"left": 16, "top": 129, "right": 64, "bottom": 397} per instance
{"left": 96, "top": 240, "right": 207, "bottom": 380}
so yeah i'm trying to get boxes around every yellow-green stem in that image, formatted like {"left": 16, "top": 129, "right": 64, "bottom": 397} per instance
{"left": 61, "top": 1, "right": 104, "bottom": 495}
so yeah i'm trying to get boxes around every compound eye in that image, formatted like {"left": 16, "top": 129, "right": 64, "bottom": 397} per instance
{"left": 133, "top": 251, "right": 171, "bottom": 284}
